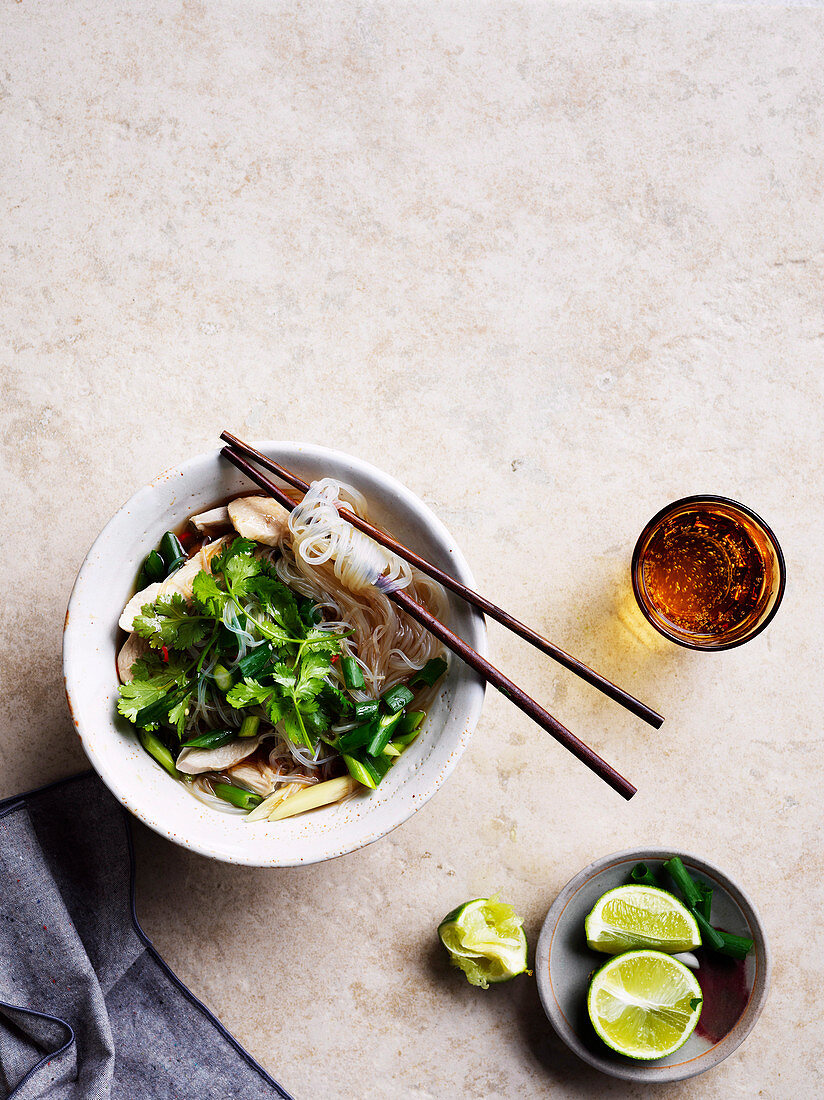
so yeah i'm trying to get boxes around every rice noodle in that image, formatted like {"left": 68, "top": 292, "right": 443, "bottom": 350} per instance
{"left": 275, "top": 477, "right": 447, "bottom": 697}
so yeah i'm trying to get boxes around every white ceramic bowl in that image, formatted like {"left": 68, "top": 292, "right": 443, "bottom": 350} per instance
{"left": 63, "top": 443, "right": 486, "bottom": 866}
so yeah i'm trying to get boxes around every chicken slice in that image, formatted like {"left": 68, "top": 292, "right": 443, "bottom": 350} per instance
{"left": 117, "top": 632, "right": 150, "bottom": 683}
{"left": 176, "top": 735, "right": 263, "bottom": 775}
{"left": 227, "top": 496, "right": 290, "bottom": 546}
{"left": 190, "top": 505, "right": 231, "bottom": 532}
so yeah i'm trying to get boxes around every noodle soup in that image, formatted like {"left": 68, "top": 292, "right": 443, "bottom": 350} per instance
{"left": 115, "top": 479, "right": 448, "bottom": 823}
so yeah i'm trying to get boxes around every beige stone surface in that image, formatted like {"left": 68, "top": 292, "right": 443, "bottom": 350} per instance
{"left": 2, "top": 1, "right": 823, "bottom": 1096}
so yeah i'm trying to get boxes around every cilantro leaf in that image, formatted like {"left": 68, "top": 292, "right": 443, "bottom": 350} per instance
{"left": 303, "top": 627, "right": 343, "bottom": 655}
{"left": 133, "top": 593, "right": 207, "bottom": 650}
{"left": 282, "top": 709, "right": 311, "bottom": 749}
{"left": 192, "top": 571, "right": 228, "bottom": 617}
{"left": 117, "top": 664, "right": 188, "bottom": 723}
{"left": 245, "top": 575, "right": 302, "bottom": 634}
{"left": 225, "top": 679, "right": 273, "bottom": 709}
{"left": 211, "top": 538, "right": 261, "bottom": 594}
{"left": 168, "top": 692, "right": 193, "bottom": 740}
{"left": 320, "top": 682, "right": 353, "bottom": 717}
{"left": 294, "top": 650, "right": 332, "bottom": 702}
{"left": 266, "top": 694, "right": 288, "bottom": 725}
{"left": 268, "top": 661, "right": 297, "bottom": 688}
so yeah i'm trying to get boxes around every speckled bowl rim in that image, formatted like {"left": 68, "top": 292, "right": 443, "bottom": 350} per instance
{"left": 63, "top": 442, "right": 486, "bottom": 866}
{"left": 534, "top": 848, "right": 771, "bottom": 1083}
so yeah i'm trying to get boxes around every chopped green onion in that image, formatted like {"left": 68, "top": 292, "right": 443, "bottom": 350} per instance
{"left": 365, "top": 751, "right": 392, "bottom": 780}
{"left": 160, "top": 531, "right": 187, "bottom": 574}
{"left": 629, "top": 862, "right": 659, "bottom": 888}
{"left": 237, "top": 645, "right": 274, "bottom": 678}
{"left": 689, "top": 907, "right": 725, "bottom": 951}
{"left": 367, "top": 712, "right": 404, "bottom": 757}
{"left": 140, "top": 549, "right": 166, "bottom": 586}
{"left": 411, "top": 657, "right": 448, "bottom": 687}
{"left": 212, "top": 663, "right": 234, "bottom": 692}
{"left": 383, "top": 743, "right": 401, "bottom": 757}
{"left": 381, "top": 685, "right": 414, "bottom": 714}
{"left": 343, "top": 755, "right": 378, "bottom": 789}
{"left": 695, "top": 880, "right": 713, "bottom": 922}
{"left": 342, "top": 657, "right": 365, "bottom": 690}
{"left": 337, "top": 723, "right": 376, "bottom": 754}
{"left": 213, "top": 783, "right": 262, "bottom": 811}
{"left": 239, "top": 715, "right": 260, "bottom": 738}
{"left": 398, "top": 710, "right": 425, "bottom": 735}
{"left": 391, "top": 729, "right": 421, "bottom": 750}
{"left": 181, "top": 728, "right": 235, "bottom": 750}
{"left": 353, "top": 700, "right": 379, "bottom": 723}
{"left": 137, "top": 729, "right": 180, "bottom": 778}
{"left": 714, "top": 931, "right": 754, "bottom": 959}
{"left": 664, "top": 857, "right": 704, "bottom": 910}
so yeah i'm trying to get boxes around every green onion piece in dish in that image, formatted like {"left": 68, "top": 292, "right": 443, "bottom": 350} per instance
{"left": 212, "top": 664, "right": 234, "bottom": 692}
{"left": 381, "top": 685, "right": 414, "bottom": 714}
{"left": 343, "top": 755, "right": 377, "bottom": 789}
{"left": 137, "top": 729, "right": 180, "bottom": 779}
{"left": 353, "top": 700, "right": 379, "bottom": 723}
{"left": 398, "top": 710, "right": 425, "bottom": 735}
{"left": 140, "top": 549, "right": 166, "bottom": 586}
{"left": 181, "top": 728, "right": 236, "bottom": 750}
{"left": 392, "top": 728, "right": 421, "bottom": 750}
{"left": 382, "top": 743, "right": 401, "bottom": 758}
{"left": 695, "top": 880, "right": 713, "bottom": 922}
{"left": 239, "top": 715, "right": 260, "bottom": 738}
{"left": 365, "top": 751, "right": 392, "bottom": 781}
{"left": 714, "top": 930, "right": 754, "bottom": 959}
{"left": 213, "top": 783, "right": 262, "bottom": 811}
{"left": 160, "top": 531, "right": 187, "bottom": 575}
{"left": 689, "top": 907, "right": 725, "bottom": 951}
{"left": 337, "top": 723, "right": 377, "bottom": 755}
{"left": 410, "top": 657, "right": 448, "bottom": 687}
{"left": 663, "top": 857, "right": 704, "bottom": 910}
{"left": 629, "top": 862, "right": 659, "bottom": 888}
{"left": 342, "top": 657, "right": 365, "bottom": 690}
{"left": 237, "top": 645, "right": 274, "bottom": 679}
{"left": 367, "top": 712, "right": 404, "bottom": 757}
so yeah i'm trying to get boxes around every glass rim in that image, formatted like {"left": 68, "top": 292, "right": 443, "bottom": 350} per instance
{"left": 630, "top": 494, "right": 786, "bottom": 651}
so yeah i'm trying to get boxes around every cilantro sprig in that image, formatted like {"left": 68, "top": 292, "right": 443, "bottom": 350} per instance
{"left": 118, "top": 537, "right": 345, "bottom": 753}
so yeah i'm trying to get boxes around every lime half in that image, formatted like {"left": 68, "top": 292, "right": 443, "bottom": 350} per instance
{"left": 585, "top": 885, "right": 701, "bottom": 955}
{"left": 438, "top": 896, "right": 528, "bottom": 989}
{"left": 587, "top": 949, "right": 703, "bottom": 1060}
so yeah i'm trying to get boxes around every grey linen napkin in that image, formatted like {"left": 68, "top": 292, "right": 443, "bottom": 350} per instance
{"left": 0, "top": 772, "right": 292, "bottom": 1100}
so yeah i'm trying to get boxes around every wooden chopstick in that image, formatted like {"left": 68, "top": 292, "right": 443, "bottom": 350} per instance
{"left": 220, "top": 443, "right": 637, "bottom": 800}
{"left": 221, "top": 431, "right": 663, "bottom": 730}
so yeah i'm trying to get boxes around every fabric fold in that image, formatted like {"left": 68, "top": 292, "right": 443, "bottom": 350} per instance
{"left": 0, "top": 773, "right": 290, "bottom": 1100}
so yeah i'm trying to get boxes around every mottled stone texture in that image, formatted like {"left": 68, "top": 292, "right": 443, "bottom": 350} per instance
{"left": 2, "top": 2, "right": 823, "bottom": 1097}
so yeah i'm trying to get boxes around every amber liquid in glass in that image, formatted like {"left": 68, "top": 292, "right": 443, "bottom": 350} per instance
{"left": 639, "top": 504, "right": 775, "bottom": 641}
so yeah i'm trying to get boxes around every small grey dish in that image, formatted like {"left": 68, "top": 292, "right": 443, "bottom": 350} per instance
{"left": 535, "top": 849, "right": 770, "bottom": 1083}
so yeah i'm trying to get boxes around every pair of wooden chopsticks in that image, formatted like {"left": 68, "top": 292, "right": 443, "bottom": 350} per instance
{"left": 220, "top": 432, "right": 658, "bottom": 800}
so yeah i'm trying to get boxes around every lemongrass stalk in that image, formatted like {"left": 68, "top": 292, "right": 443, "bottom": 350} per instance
{"left": 245, "top": 782, "right": 301, "bottom": 822}
{"left": 267, "top": 776, "right": 358, "bottom": 821}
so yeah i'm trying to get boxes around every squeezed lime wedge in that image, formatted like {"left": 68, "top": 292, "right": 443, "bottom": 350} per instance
{"left": 585, "top": 885, "right": 702, "bottom": 955}
{"left": 438, "top": 896, "right": 528, "bottom": 989}
{"left": 587, "top": 949, "right": 703, "bottom": 1059}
